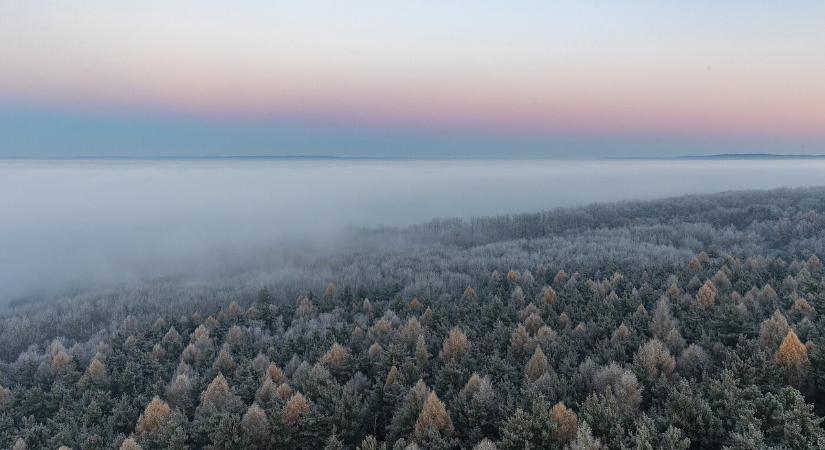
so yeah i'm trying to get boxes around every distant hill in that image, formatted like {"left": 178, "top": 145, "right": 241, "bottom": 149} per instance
{"left": 677, "top": 153, "right": 825, "bottom": 160}
{"left": 608, "top": 153, "right": 825, "bottom": 160}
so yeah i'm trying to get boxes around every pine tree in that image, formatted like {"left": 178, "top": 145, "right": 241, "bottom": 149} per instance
{"left": 241, "top": 404, "right": 269, "bottom": 444}
{"left": 567, "top": 422, "right": 607, "bottom": 450}
{"left": 511, "top": 286, "right": 525, "bottom": 306}
{"left": 357, "top": 435, "right": 387, "bottom": 450}
{"left": 166, "top": 374, "right": 193, "bottom": 410}
{"left": 415, "top": 335, "right": 430, "bottom": 369}
{"left": 212, "top": 347, "right": 237, "bottom": 374}
{"left": 758, "top": 310, "right": 790, "bottom": 351}
{"left": 389, "top": 380, "right": 429, "bottom": 441}
{"left": 324, "top": 430, "right": 345, "bottom": 450}
{"left": 510, "top": 324, "right": 531, "bottom": 357}
{"left": 473, "top": 438, "right": 498, "bottom": 450}
{"left": 255, "top": 377, "right": 280, "bottom": 408}
{"left": 369, "top": 342, "right": 385, "bottom": 359}
{"left": 652, "top": 296, "right": 676, "bottom": 340}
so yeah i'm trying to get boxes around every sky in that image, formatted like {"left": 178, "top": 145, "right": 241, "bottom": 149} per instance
{"left": 1, "top": 1, "right": 824, "bottom": 158}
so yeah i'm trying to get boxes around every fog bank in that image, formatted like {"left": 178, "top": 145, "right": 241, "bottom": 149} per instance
{"left": 3, "top": 158, "right": 825, "bottom": 303}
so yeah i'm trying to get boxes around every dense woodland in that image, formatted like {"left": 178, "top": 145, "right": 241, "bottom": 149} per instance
{"left": 3, "top": 187, "right": 825, "bottom": 449}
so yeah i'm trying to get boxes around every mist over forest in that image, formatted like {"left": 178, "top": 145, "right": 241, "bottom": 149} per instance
{"left": 3, "top": 178, "right": 825, "bottom": 449}
{"left": 5, "top": 159, "right": 825, "bottom": 304}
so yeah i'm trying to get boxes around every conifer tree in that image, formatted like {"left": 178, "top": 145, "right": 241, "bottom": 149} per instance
{"left": 567, "top": 422, "right": 607, "bottom": 450}
{"left": 635, "top": 339, "right": 675, "bottom": 381}
{"left": 775, "top": 330, "right": 810, "bottom": 385}
{"left": 525, "top": 346, "right": 550, "bottom": 382}
{"left": 696, "top": 281, "right": 717, "bottom": 309}
{"left": 413, "top": 391, "right": 454, "bottom": 442}
{"left": 549, "top": 402, "right": 578, "bottom": 445}
{"left": 136, "top": 397, "right": 172, "bottom": 437}
{"left": 758, "top": 310, "right": 790, "bottom": 351}
{"left": 542, "top": 286, "right": 557, "bottom": 305}
{"left": 119, "top": 438, "right": 143, "bottom": 450}
{"left": 282, "top": 392, "right": 310, "bottom": 425}
{"left": 241, "top": 403, "right": 269, "bottom": 444}
{"left": 440, "top": 327, "right": 470, "bottom": 363}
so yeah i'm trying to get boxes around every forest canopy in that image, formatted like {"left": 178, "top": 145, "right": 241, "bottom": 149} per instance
{"left": 2, "top": 187, "right": 825, "bottom": 449}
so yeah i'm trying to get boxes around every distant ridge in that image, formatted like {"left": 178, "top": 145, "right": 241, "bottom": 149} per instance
{"left": 677, "top": 153, "right": 825, "bottom": 160}
{"left": 608, "top": 153, "right": 825, "bottom": 160}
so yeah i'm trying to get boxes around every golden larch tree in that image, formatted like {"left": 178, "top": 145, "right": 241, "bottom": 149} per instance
{"left": 80, "top": 358, "right": 107, "bottom": 386}
{"left": 688, "top": 256, "right": 702, "bottom": 272}
{"left": 413, "top": 391, "right": 454, "bottom": 441}
{"left": 119, "top": 437, "right": 143, "bottom": 450}
{"left": 523, "top": 312, "right": 544, "bottom": 335}
{"left": 385, "top": 365, "right": 399, "bottom": 386}
{"left": 550, "top": 402, "right": 578, "bottom": 445}
{"left": 635, "top": 339, "right": 675, "bottom": 380}
{"left": 135, "top": 396, "right": 172, "bottom": 437}
{"left": 276, "top": 383, "right": 294, "bottom": 401}
{"left": 440, "top": 327, "right": 470, "bottom": 363}
{"left": 200, "top": 373, "right": 234, "bottom": 411}
{"left": 775, "top": 330, "right": 810, "bottom": 385}
{"left": 696, "top": 281, "right": 717, "bottom": 309}
{"left": 0, "top": 384, "right": 12, "bottom": 410}
{"left": 543, "top": 286, "right": 557, "bottom": 305}
{"left": 321, "top": 342, "right": 351, "bottom": 374}
{"left": 282, "top": 392, "right": 310, "bottom": 425}
{"left": 324, "top": 283, "right": 337, "bottom": 301}
{"left": 507, "top": 270, "right": 520, "bottom": 284}
{"left": 526, "top": 346, "right": 550, "bottom": 382}
{"left": 553, "top": 270, "right": 568, "bottom": 286}
{"left": 265, "top": 363, "right": 287, "bottom": 384}
{"left": 462, "top": 287, "right": 478, "bottom": 302}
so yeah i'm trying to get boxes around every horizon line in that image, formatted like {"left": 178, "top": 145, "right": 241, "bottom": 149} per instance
{"left": 2, "top": 152, "right": 825, "bottom": 162}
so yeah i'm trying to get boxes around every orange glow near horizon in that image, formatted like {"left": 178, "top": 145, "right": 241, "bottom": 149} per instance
{"left": 2, "top": 1, "right": 824, "bottom": 142}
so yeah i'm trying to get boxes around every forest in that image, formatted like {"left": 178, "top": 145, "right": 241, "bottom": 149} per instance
{"left": 2, "top": 187, "right": 825, "bottom": 449}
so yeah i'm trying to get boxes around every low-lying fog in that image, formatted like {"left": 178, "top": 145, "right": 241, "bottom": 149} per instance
{"left": 3, "top": 158, "right": 825, "bottom": 304}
